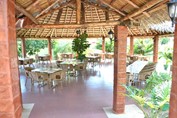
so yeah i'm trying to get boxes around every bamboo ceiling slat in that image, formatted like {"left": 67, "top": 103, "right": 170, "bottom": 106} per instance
{"left": 16, "top": 0, "right": 173, "bottom": 38}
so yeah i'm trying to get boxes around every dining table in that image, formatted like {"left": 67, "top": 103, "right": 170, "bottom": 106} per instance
{"left": 32, "top": 67, "right": 62, "bottom": 87}
{"left": 86, "top": 55, "right": 101, "bottom": 67}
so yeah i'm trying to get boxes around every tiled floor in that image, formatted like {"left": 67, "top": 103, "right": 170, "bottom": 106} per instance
{"left": 20, "top": 61, "right": 135, "bottom": 118}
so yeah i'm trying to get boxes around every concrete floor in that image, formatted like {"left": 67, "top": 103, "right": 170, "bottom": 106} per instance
{"left": 20, "top": 61, "right": 135, "bottom": 118}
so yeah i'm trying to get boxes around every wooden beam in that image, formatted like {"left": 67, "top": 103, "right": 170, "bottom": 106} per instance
{"left": 105, "top": 11, "right": 109, "bottom": 21}
{"left": 18, "top": 0, "right": 41, "bottom": 17}
{"left": 76, "top": 0, "right": 81, "bottom": 24}
{"left": 124, "top": 0, "right": 139, "bottom": 9}
{"left": 110, "top": 0, "right": 116, "bottom": 5}
{"left": 81, "top": 3, "right": 85, "bottom": 24}
{"left": 83, "top": 1, "right": 118, "bottom": 15}
{"left": 37, "top": 1, "right": 73, "bottom": 20}
{"left": 55, "top": 9, "right": 63, "bottom": 24}
{"left": 124, "top": 0, "right": 151, "bottom": 17}
{"left": 120, "top": 0, "right": 163, "bottom": 21}
{"left": 15, "top": 3, "right": 38, "bottom": 24}
{"left": 35, "top": 0, "right": 61, "bottom": 18}
{"left": 98, "top": 0, "right": 126, "bottom": 16}
{"left": 24, "top": 21, "right": 119, "bottom": 29}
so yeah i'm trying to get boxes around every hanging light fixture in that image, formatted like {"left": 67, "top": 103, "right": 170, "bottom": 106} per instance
{"left": 108, "top": 29, "right": 117, "bottom": 42}
{"left": 167, "top": 0, "right": 177, "bottom": 27}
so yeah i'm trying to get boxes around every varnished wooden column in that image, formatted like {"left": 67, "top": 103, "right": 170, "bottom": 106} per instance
{"left": 113, "top": 25, "right": 128, "bottom": 114}
{"left": 153, "top": 35, "right": 159, "bottom": 63}
{"left": 169, "top": 23, "right": 177, "bottom": 118}
{"left": 48, "top": 38, "right": 52, "bottom": 60}
{"left": 102, "top": 36, "right": 105, "bottom": 60}
{"left": 21, "top": 37, "right": 26, "bottom": 57}
{"left": 129, "top": 36, "right": 134, "bottom": 55}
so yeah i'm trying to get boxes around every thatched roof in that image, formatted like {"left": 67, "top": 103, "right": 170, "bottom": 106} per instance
{"left": 15, "top": 0, "right": 173, "bottom": 38}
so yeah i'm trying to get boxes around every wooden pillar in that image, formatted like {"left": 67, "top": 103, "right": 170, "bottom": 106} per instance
{"left": 153, "top": 35, "right": 159, "bottom": 63}
{"left": 76, "top": 0, "right": 81, "bottom": 24}
{"left": 169, "top": 24, "right": 177, "bottom": 118}
{"left": 113, "top": 25, "right": 128, "bottom": 114}
{"left": 129, "top": 36, "right": 134, "bottom": 55}
{"left": 48, "top": 38, "right": 52, "bottom": 60}
{"left": 21, "top": 37, "right": 26, "bottom": 58}
{"left": 0, "top": 0, "right": 22, "bottom": 117}
{"left": 102, "top": 36, "right": 105, "bottom": 60}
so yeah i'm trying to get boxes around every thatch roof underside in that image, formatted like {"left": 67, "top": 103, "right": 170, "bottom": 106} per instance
{"left": 15, "top": 0, "right": 173, "bottom": 38}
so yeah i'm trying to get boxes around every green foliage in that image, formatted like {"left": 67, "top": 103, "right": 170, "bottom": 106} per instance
{"left": 134, "top": 39, "right": 153, "bottom": 56}
{"left": 72, "top": 32, "right": 90, "bottom": 61}
{"left": 25, "top": 39, "right": 48, "bottom": 55}
{"left": 95, "top": 40, "right": 114, "bottom": 52}
{"left": 160, "top": 38, "right": 170, "bottom": 45}
{"left": 53, "top": 41, "right": 72, "bottom": 59}
{"left": 17, "top": 40, "right": 22, "bottom": 57}
{"left": 159, "top": 47, "right": 173, "bottom": 67}
{"left": 17, "top": 39, "right": 48, "bottom": 57}
{"left": 123, "top": 72, "right": 171, "bottom": 118}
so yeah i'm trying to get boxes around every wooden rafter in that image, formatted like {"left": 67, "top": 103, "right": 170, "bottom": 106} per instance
{"left": 15, "top": 3, "right": 38, "bottom": 24}
{"left": 76, "top": 0, "right": 81, "bottom": 24}
{"left": 55, "top": 9, "right": 63, "bottom": 24}
{"left": 124, "top": 0, "right": 150, "bottom": 17}
{"left": 81, "top": 3, "right": 85, "bottom": 24}
{"left": 24, "top": 21, "right": 119, "bottom": 29}
{"left": 82, "top": 1, "right": 117, "bottom": 15}
{"left": 98, "top": 0, "right": 126, "bottom": 16}
{"left": 120, "top": 0, "right": 163, "bottom": 21}
{"left": 105, "top": 11, "right": 109, "bottom": 21}
{"left": 35, "top": 0, "right": 61, "bottom": 18}
{"left": 64, "top": 7, "right": 69, "bottom": 23}
{"left": 37, "top": 1, "right": 74, "bottom": 20}
{"left": 110, "top": 0, "right": 116, "bottom": 5}
{"left": 70, "top": 10, "right": 74, "bottom": 23}
{"left": 18, "top": 0, "right": 41, "bottom": 17}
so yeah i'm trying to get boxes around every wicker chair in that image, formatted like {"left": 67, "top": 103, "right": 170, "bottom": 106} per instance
{"left": 50, "top": 71, "right": 65, "bottom": 88}
{"left": 24, "top": 67, "right": 35, "bottom": 86}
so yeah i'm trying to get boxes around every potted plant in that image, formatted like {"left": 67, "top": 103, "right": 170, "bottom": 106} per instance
{"left": 72, "top": 32, "right": 90, "bottom": 61}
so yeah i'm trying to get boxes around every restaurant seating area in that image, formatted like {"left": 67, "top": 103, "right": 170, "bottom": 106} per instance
{"left": 20, "top": 58, "right": 137, "bottom": 118}
{"left": 19, "top": 53, "right": 157, "bottom": 90}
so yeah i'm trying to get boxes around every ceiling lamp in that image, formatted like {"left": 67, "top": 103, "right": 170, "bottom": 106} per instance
{"left": 167, "top": 0, "right": 177, "bottom": 27}
{"left": 108, "top": 29, "right": 117, "bottom": 42}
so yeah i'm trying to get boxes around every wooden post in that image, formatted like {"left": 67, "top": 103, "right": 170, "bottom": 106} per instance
{"left": 102, "top": 36, "right": 105, "bottom": 60}
{"left": 21, "top": 37, "right": 26, "bottom": 58}
{"left": 113, "top": 25, "right": 128, "bottom": 114}
{"left": 153, "top": 35, "right": 159, "bottom": 63}
{"left": 48, "top": 38, "right": 52, "bottom": 60}
{"left": 169, "top": 23, "right": 177, "bottom": 118}
{"left": 129, "top": 36, "right": 134, "bottom": 55}
{"left": 76, "top": 0, "right": 81, "bottom": 24}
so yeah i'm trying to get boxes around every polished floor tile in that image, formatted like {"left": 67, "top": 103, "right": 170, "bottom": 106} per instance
{"left": 20, "top": 62, "right": 135, "bottom": 118}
